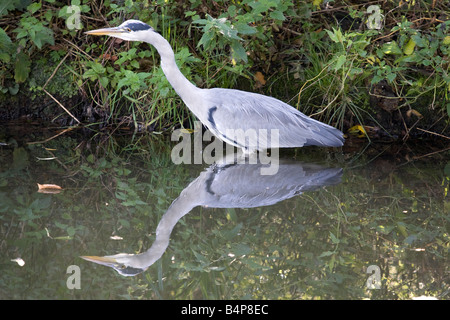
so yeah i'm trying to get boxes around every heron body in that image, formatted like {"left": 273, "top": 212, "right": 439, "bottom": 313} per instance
{"left": 82, "top": 159, "right": 343, "bottom": 276}
{"left": 86, "top": 20, "right": 345, "bottom": 152}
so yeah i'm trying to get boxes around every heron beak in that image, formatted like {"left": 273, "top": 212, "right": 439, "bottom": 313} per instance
{"left": 85, "top": 27, "right": 126, "bottom": 36}
{"left": 80, "top": 255, "right": 118, "bottom": 267}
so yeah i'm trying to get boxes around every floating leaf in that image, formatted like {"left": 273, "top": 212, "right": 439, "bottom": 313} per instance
{"left": 37, "top": 183, "right": 63, "bottom": 194}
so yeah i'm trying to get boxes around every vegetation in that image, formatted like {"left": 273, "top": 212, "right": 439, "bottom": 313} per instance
{"left": 0, "top": 0, "right": 449, "bottom": 138}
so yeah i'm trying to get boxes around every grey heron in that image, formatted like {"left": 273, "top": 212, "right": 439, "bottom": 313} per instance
{"left": 85, "top": 20, "right": 345, "bottom": 152}
{"left": 81, "top": 158, "right": 343, "bottom": 276}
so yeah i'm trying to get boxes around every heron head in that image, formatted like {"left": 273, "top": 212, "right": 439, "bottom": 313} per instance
{"left": 81, "top": 253, "right": 147, "bottom": 277}
{"left": 85, "top": 19, "right": 155, "bottom": 42}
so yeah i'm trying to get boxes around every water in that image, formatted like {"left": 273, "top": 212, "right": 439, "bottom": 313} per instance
{"left": 0, "top": 121, "right": 448, "bottom": 299}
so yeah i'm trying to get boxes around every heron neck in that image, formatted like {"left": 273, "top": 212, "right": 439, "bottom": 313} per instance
{"left": 137, "top": 191, "right": 198, "bottom": 268}
{"left": 146, "top": 32, "right": 201, "bottom": 106}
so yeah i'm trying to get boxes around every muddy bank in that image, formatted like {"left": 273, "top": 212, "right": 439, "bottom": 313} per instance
{"left": 0, "top": 94, "right": 100, "bottom": 127}
{"left": 1, "top": 89, "right": 449, "bottom": 144}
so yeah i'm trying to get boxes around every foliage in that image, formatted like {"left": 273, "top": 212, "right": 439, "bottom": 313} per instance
{"left": 0, "top": 0, "right": 449, "bottom": 136}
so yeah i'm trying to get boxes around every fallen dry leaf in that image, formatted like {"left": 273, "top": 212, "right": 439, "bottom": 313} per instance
{"left": 254, "top": 71, "right": 266, "bottom": 86}
{"left": 37, "top": 183, "right": 63, "bottom": 194}
{"left": 100, "top": 53, "right": 118, "bottom": 62}
{"left": 406, "top": 109, "right": 423, "bottom": 118}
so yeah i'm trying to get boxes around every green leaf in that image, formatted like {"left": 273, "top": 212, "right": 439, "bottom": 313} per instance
{"left": 326, "top": 28, "right": 343, "bottom": 43}
{"left": 319, "top": 251, "right": 334, "bottom": 257}
{"left": 66, "top": 226, "right": 76, "bottom": 237}
{"left": 130, "top": 60, "right": 140, "bottom": 69}
{"left": 231, "top": 243, "right": 252, "bottom": 256}
{"left": 330, "top": 232, "right": 340, "bottom": 244}
{"left": 0, "top": 52, "right": 10, "bottom": 63}
{"left": 403, "top": 38, "right": 416, "bottom": 55}
{"left": 382, "top": 41, "right": 402, "bottom": 55}
{"left": 94, "top": 63, "right": 107, "bottom": 74}
{"left": 119, "top": 219, "right": 130, "bottom": 228}
{"left": 31, "top": 26, "right": 54, "bottom": 49}
{"left": 14, "top": 52, "right": 31, "bottom": 83}
{"left": 235, "top": 23, "right": 256, "bottom": 35}
{"left": 9, "top": 83, "right": 19, "bottom": 95}
{"left": 334, "top": 54, "right": 346, "bottom": 71}
{"left": 197, "top": 31, "right": 214, "bottom": 48}
{"left": 27, "top": 2, "right": 41, "bottom": 14}
{"left": 270, "top": 10, "right": 285, "bottom": 21}
{"left": 443, "top": 36, "right": 450, "bottom": 45}
{"left": 313, "top": 0, "right": 323, "bottom": 9}
{"left": 0, "top": 27, "right": 13, "bottom": 55}
{"left": 184, "top": 10, "right": 197, "bottom": 18}
{"left": 386, "top": 73, "right": 396, "bottom": 82}
{"left": 230, "top": 40, "right": 247, "bottom": 63}
{"left": 411, "top": 34, "right": 427, "bottom": 47}
{"left": 99, "top": 76, "right": 109, "bottom": 88}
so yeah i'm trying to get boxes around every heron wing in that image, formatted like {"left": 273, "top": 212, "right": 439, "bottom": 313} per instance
{"left": 202, "top": 162, "right": 343, "bottom": 208}
{"left": 204, "top": 88, "right": 344, "bottom": 149}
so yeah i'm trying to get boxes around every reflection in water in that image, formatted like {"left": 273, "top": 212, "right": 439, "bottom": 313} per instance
{"left": 81, "top": 159, "right": 342, "bottom": 276}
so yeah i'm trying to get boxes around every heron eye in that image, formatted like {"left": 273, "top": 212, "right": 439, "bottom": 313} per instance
{"left": 126, "top": 28, "right": 131, "bottom": 32}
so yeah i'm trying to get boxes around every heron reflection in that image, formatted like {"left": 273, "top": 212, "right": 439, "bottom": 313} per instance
{"left": 81, "top": 159, "right": 342, "bottom": 276}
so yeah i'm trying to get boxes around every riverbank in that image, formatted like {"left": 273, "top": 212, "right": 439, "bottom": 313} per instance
{"left": 1, "top": 1, "right": 449, "bottom": 141}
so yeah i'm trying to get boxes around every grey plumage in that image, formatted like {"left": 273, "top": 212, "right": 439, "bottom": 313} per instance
{"left": 85, "top": 19, "right": 345, "bottom": 152}
{"left": 81, "top": 159, "right": 343, "bottom": 276}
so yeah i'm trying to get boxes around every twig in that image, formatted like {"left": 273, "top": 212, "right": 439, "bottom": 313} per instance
{"left": 411, "top": 146, "right": 450, "bottom": 162}
{"left": 416, "top": 127, "right": 450, "bottom": 140}
{"left": 27, "top": 126, "right": 76, "bottom": 145}
{"left": 42, "top": 88, "right": 81, "bottom": 124}
{"left": 281, "top": 26, "right": 302, "bottom": 36}
{"left": 62, "top": 38, "right": 94, "bottom": 60}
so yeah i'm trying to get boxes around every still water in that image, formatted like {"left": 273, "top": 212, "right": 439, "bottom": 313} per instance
{"left": 0, "top": 121, "right": 448, "bottom": 299}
